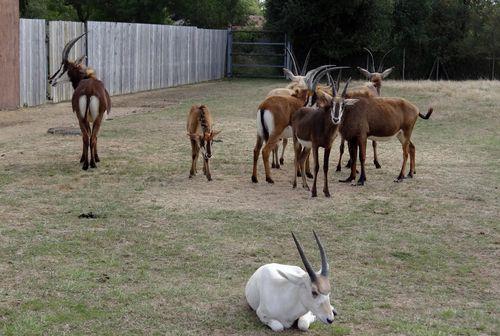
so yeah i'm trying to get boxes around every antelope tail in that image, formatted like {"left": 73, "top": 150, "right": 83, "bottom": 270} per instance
{"left": 419, "top": 107, "right": 433, "bottom": 120}
{"left": 259, "top": 109, "right": 269, "bottom": 141}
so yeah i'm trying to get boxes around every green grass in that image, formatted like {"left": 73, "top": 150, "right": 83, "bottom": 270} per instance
{"left": 0, "top": 79, "right": 499, "bottom": 335}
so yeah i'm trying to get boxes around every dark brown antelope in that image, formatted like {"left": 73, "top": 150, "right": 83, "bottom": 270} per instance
{"left": 251, "top": 65, "right": 337, "bottom": 184}
{"left": 338, "top": 94, "right": 433, "bottom": 185}
{"left": 336, "top": 48, "right": 395, "bottom": 172}
{"left": 187, "top": 105, "right": 221, "bottom": 181}
{"left": 292, "top": 76, "right": 357, "bottom": 197}
{"left": 48, "top": 32, "right": 111, "bottom": 170}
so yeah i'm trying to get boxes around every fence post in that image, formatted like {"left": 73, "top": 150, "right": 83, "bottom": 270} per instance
{"left": 0, "top": 0, "right": 20, "bottom": 109}
{"left": 226, "top": 27, "right": 232, "bottom": 78}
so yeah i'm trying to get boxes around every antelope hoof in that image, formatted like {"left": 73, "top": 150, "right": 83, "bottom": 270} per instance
{"left": 297, "top": 171, "right": 302, "bottom": 177}
{"left": 90, "top": 162, "right": 97, "bottom": 169}
{"left": 374, "top": 160, "right": 381, "bottom": 169}
{"left": 306, "top": 172, "right": 313, "bottom": 179}
{"left": 82, "top": 163, "right": 89, "bottom": 171}
{"left": 356, "top": 179, "right": 365, "bottom": 186}
{"left": 272, "top": 162, "right": 276, "bottom": 168}
{"left": 292, "top": 182, "right": 297, "bottom": 189}
{"left": 189, "top": 174, "right": 194, "bottom": 179}
{"left": 265, "top": 177, "right": 274, "bottom": 184}
{"left": 407, "top": 172, "right": 414, "bottom": 178}
{"left": 207, "top": 176, "right": 212, "bottom": 182}
{"left": 251, "top": 175, "right": 258, "bottom": 183}
{"left": 275, "top": 164, "right": 280, "bottom": 169}
{"left": 311, "top": 191, "right": 317, "bottom": 198}
{"left": 339, "top": 176, "right": 355, "bottom": 183}
{"left": 324, "top": 190, "right": 331, "bottom": 197}
{"left": 346, "top": 161, "right": 352, "bottom": 168}
{"left": 336, "top": 165, "right": 341, "bottom": 172}
{"left": 279, "top": 158, "right": 284, "bottom": 165}
{"left": 302, "top": 184, "right": 310, "bottom": 191}
{"left": 95, "top": 155, "right": 100, "bottom": 163}
{"left": 394, "top": 175, "right": 406, "bottom": 183}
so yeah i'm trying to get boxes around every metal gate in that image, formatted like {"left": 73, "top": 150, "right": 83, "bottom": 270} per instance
{"left": 226, "top": 28, "right": 291, "bottom": 78}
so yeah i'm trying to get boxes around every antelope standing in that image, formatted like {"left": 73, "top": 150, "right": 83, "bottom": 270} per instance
{"left": 48, "top": 32, "right": 111, "bottom": 170}
{"left": 338, "top": 94, "right": 433, "bottom": 185}
{"left": 336, "top": 47, "right": 394, "bottom": 172}
{"left": 187, "top": 105, "right": 220, "bottom": 181}
{"left": 245, "top": 231, "right": 337, "bottom": 332}
{"left": 251, "top": 65, "right": 337, "bottom": 184}
{"left": 293, "top": 77, "right": 357, "bottom": 197}
{"left": 267, "top": 48, "right": 312, "bottom": 169}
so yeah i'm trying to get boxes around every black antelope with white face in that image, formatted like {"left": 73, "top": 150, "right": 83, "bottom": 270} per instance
{"left": 187, "top": 105, "right": 221, "bottom": 181}
{"left": 292, "top": 74, "right": 357, "bottom": 197}
{"left": 48, "top": 32, "right": 111, "bottom": 170}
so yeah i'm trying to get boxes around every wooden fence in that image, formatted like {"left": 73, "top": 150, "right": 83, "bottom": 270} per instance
{"left": 18, "top": 19, "right": 228, "bottom": 106}
{"left": 19, "top": 19, "right": 46, "bottom": 107}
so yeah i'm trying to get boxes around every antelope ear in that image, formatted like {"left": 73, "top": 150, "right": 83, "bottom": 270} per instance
{"left": 277, "top": 270, "right": 304, "bottom": 286}
{"left": 344, "top": 99, "right": 359, "bottom": 106}
{"left": 283, "top": 68, "right": 298, "bottom": 81}
{"left": 357, "top": 67, "right": 372, "bottom": 79}
{"left": 381, "top": 67, "right": 394, "bottom": 79}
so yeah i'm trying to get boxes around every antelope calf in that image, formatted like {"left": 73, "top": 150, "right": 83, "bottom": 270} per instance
{"left": 293, "top": 78, "right": 357, "bottom": 197}
{"left": 339, "top": 95, "right": 433, "bottom": 185}
{"left": 187, "top": 105, "right": 220, "bottom": 181}
{"left": 245, "top": 231, "right": 337, "bottom": 332}
{"left": 48, "top": 33, "right": 111, "bottom": 170}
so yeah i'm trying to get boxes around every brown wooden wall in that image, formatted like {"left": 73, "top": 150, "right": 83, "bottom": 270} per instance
{"left": 0, "top": 0, "right": 20, "bottom": 109}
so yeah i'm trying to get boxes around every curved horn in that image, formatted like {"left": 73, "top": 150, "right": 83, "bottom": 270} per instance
{"left": 335, "top": 69, "right": 342, "bottom": 95}
{"left": 292, "top": 232, "right": 317, "bottom": 281}
{"left": 342, "top": 77, "right": 352, "bottom": 97}
{"left": 300, "top": 48, "right": 312, "bottom": 76}
{"left": 363, "top": 47, "right": 376, "bottom": 73}
{"left": 313, "top": 231, "right": 328, "bottom": 276}
{"left": 285, "top": 47, "right": 300, "bottom": 76}
{"left": 304, "top": 64, "right": 336, "bottom": 91}
{"left": 310, "top": 66, "right": 350, "bottom": 93}
{"left": 62, "top": 32, "right": 87, "bottom": 63}
{"left": 378, "top": 48, "right": 394, "bottom": 72}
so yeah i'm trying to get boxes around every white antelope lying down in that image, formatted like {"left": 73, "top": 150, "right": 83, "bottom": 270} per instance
{"left": 245, "top": 232, "right": 337, "bottom": 332}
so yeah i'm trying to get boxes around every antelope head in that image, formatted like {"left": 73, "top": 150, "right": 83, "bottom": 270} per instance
{"left": 278, "top": 231, "right": 337, "bottom": 325}
{"left": 189, "top": 130, "right": 221, "bottom": 160}
{"left": 283, "top": 48, "right": 312, "bottom": 90}
{"left": 305, "top": 66, "right": 351, "bottom": 109}
{"left": 328, "top": 76, "right": 359, "bottom": 125}
{"left": 48, "top": 32, "right": 89, "bottom": 88}
{"left": 357, "top": 47, "right": 394, "bottom": 95}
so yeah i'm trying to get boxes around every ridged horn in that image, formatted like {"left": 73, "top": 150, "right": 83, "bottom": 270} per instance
{"left": 300, "top": 48, "right": 312, "bottom": 76}
{"left": 363, "top": 47, "right": 376, "bottom": 73}
{"left": 285, "top": 47, "right": 300, "bottom": 76}
{"left": 313, "top": 230, "right": 328, "bottom": 277}
{"left": 291, "top": 232, "right": 317, "bottom": 281}
{"left": 62, "top": 32, "right": 87, "bottom": 63}
{"left": 378, "top": 48, "right": 394, "bottom": 72}
{"left": 342, "top": 77, "right": 352, "bottom": 97}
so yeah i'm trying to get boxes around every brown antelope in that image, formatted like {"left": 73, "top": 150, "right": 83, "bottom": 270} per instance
{"left": 338, "top": 94, "right": 433, "bottom": 185}
{"left": 292, "top": 76, "right": 357, "bottom": 197}
{"left": 48, "top": 32, "right": 111, "bottom": 170}
{"left": 336, "top": 48, "right": 394, "bottom": 172}
{"left": 251, "top": 65, "right": 337, "bottom": 184}
{"left": 187, "top": 105, "right": 221, "bottom": 181}
{"left": 267, "top": 48, "right": 312, "bottom": 169}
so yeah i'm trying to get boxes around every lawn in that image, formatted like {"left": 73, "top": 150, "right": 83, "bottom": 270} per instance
{"left": 0, "top": 78, "right": 498, "bottom": 335}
